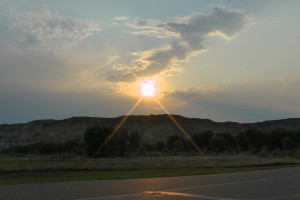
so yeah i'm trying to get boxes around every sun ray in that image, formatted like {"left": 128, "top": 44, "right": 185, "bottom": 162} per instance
{"left": 154, "top": 97, "right": 238, "bottom": 196}
{"left": 76, "top": 89, "right": 238, "bottom": 198}
{"left": 154, "top": 98, "right": 202, "bottom": 153}
{"left": 93, "top": 97, "right": 144, "bottom": 157}
{"left": 79, "top": 96, "right": 144, "bottom": 180}
{"left": 154, "top": 98, "right": 222, "bottom": 169}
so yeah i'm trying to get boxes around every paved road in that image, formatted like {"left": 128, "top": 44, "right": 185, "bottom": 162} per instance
{"left": 1, "top": 167, "right": 300, "bottom": 200}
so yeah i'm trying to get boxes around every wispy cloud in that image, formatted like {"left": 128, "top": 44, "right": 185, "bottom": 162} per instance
{"left": 107, "top": 42, "right": 190, "bottom": 82}
{"left": 15, "top": 35, "right": 42, "bottom": 49}
{"left": 164, "top": 87, "right": 213, "bottom": 101}
{"left": 129, "top": 19, "right": 179, "bottom": 38}
{"left": 10, "top": 9, "right": 101, "bottom": 43}
{"left": 114, "top": 16, "right": 130, "bottom": 21}
{"left": 280, "top": 73, "right": 300, "bottom": 87}
{"left": 107, "top": 5, "right": 253, "bottom": 83}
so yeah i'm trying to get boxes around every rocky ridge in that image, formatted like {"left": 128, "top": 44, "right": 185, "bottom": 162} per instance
{"left": 1, "top": 115, "right": 300, "bottom": 148}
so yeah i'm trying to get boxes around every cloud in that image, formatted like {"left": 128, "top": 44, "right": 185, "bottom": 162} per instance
{"left": 108, "top": 6, "right": 253, "bottom": 83}
{"left": 162, "top": 86, "right": 223, "bottom": 106}
{"left": 129, "top": 19, "right": 179, "bottom": 38}
{"left": 280, "top": 73, "right": 300, "bottom": 87}
{"left": 10, "top": 9, "right": 101, "bottom": 42}
{"left": 165, "top": 6, "right": 253, "bottom": 47}
{"left": 16, "top": 35, "right": 42, "bottom": 49}
{"left": 114, "top": 16, "right": 130, "bottom": 21}
{"left": 164, "top": 88, "right": 208, "bottom": 101}
{"left": 132, "top": 6, "right": 253, "bottom": 42}
{"left": 0, "top": 45, "right": 69, "bottom": 90}
{"left": 162, "top": 84, "right": 300, "bottom": 123}
{"left": 107, "top": 42, "right": 190, "bottom": 82}
{"left": 108, "top": 72, "right": 136, "bottom": 83}
{"left": 0, "top": 84, "right": 135, "bottom": 124}
{"left": 111, "top": 42, "right": 190, "bottom": 79}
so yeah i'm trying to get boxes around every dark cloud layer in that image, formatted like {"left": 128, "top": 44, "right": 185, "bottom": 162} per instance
{"left": 163, "top": 84, "right": 299, "bottom": 123}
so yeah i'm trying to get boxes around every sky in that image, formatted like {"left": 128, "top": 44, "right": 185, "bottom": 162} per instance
{"left": 1, "top": 0, "right": 300, "bottom": 124}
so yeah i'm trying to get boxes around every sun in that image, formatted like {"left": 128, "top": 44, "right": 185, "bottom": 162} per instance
{"left": 140, "top": 80, "right": 156, "bottom": 97}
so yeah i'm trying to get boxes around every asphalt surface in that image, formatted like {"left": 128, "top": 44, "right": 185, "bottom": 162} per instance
{"left": 0, "top": 167, "right": 300, "bottom": 200}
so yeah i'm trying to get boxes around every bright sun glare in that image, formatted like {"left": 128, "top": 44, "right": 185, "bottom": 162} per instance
{"left": 140, "top": 81, "right": 156, "bottom": 97}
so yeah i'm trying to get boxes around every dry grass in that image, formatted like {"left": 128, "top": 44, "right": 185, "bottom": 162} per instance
{"left": 0, "top": 155, "right": 299, "bottom": 172}
{"left": 1, "top": 155, "right": 299, "bottom": 185}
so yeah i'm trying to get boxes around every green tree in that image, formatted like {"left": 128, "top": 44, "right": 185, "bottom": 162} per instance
{"left": 210, "top": 136, "right": 228, "bottom": 153}
{"left": 172, "top": 140, "right": 185, "bottom": 152}
{"left": 84, "top": 126, "right": 141, "bottom": 158}
{"left": 191, "top": 131, "right": 214, "bottom": 150}
{"left": 218, "top": 133, "right": 236, "bottom": 150}
{"left": 112, "top": 129, "right": 129, "bottom": 157}
{"left": 128, "top": 131, "right": 141, "bottom": 152}
{"left": 84, "top": 126, "right": 113, "bottom": 157}
{"left": 236, "top": 129, "right": 266, "bottom": 152}
{"left": 281, "top": 136, "right": 296, "bottom": 150}
{"left": 266, "top": 129, "right": 287, "bottom": 150}
{"left": 167, "top": 135, "right": 186, "bottom": 152}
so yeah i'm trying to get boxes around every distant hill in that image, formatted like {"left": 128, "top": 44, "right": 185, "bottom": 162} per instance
{"left": 1, "top": 115, "right": 300, "bottom": 148}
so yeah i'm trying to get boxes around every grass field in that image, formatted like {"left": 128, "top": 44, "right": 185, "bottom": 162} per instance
{"left": 0, "top": 155, "right": 299, "bottom": 185}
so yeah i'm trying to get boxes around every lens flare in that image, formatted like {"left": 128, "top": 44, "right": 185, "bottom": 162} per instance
{"left": 140, "top": 80, "right": 156, "bottom": 97}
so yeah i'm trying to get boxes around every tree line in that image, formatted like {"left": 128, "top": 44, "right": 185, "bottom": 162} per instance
{"left": 84, "top": 126, "right": 300, "bottom": 158}
{"left": 165, "top": 129, "right": 300, "bottom": 154}
{"left": 0, "top": 140, "right": 84, "bottom": 155}
{"left": 1, "top": 126, "right": 300, "bottom": 157}
{"left": 84, "top": 126, "right": 141, "bottom": 157}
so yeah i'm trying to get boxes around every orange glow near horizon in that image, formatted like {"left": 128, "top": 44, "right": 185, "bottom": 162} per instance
{"left": 121, "top": 78, "right": 163, "bottom": 99}
{"left": 91, "top": 76, "right": 218, "bottom": 174}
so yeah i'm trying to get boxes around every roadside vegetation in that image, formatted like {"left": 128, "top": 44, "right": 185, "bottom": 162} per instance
{"left": 1, "top": 126, "right": 300, "bottom": 185}
{"left": 1, "top": 164, "right": 298, "bottom": 185}
{"left": 0, "top": 155, "right": 298, "bottom": 185}
{"left": 2, "top": 127, "right": 300, "bottom": 159}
